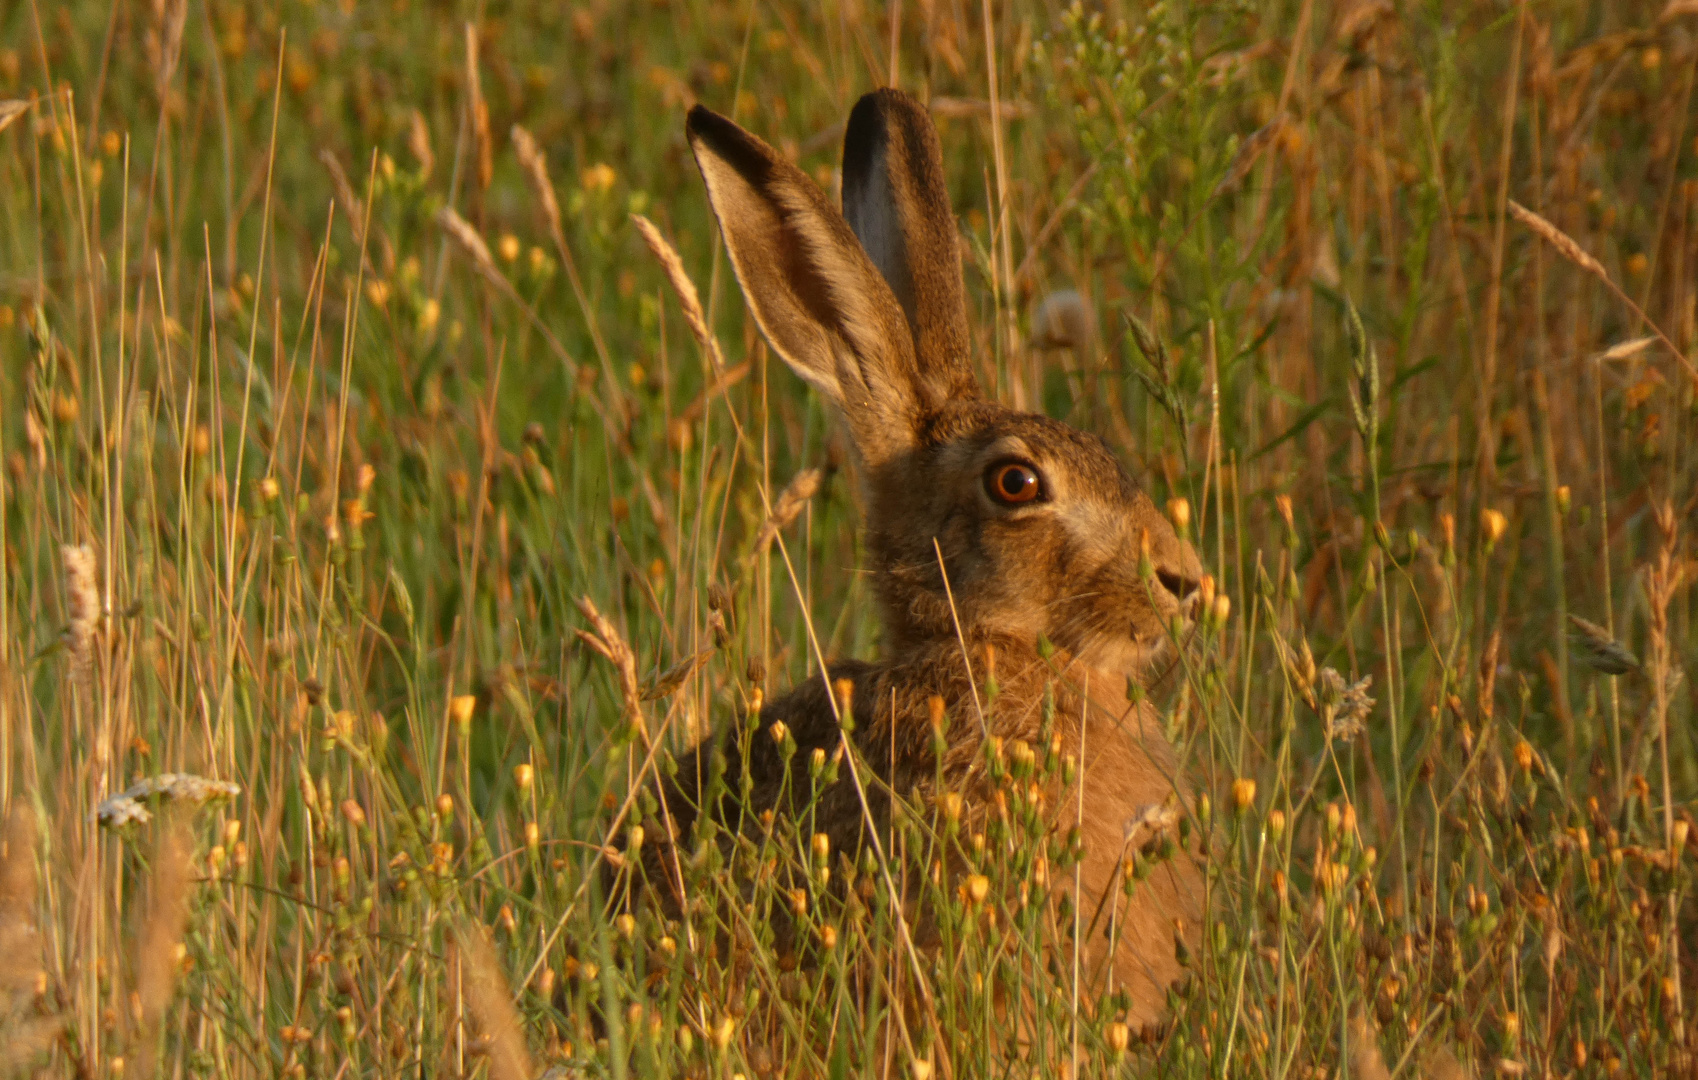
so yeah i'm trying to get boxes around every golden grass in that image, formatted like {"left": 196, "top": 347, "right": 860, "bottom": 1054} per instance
{"left": 0, "top": 1, "right": 1694, "bottom": 1077}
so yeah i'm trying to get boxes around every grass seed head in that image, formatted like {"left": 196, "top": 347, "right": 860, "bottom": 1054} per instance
{"left": 1567, "top": 615, "right": 1639, "bottom": 675}
{"left": 1508, "top": 200, "right": 1606, "bottom": 279}
{"left": 60, "top": 544, "right": 99, "bottom": 673}
{"left": 406, "top": 108, "right": 434, "bottom": 176}
{"left": 436, "top": 206, "right": 501, "bottom": 284}
{"left": 632, "top": 214, "right": 724, "bottom": 371}
{"left": 510, "top": 124, "right": 560, "bottom": 238}
{"left": 753, "top": 467, "right": 822, "bottom": 554}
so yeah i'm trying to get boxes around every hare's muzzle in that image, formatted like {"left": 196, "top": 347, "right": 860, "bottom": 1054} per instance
{"left": 1155, "top": 567, "right": 1201, "bottom": 607}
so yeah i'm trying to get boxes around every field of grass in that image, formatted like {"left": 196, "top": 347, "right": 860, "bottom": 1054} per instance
{"left": 2, "top": 0, "right": 1696, "bottom": 1076}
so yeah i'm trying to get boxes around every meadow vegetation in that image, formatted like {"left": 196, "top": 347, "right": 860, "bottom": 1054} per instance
{"left": 1, "top": 0, "right": 1696, "bottom": 1076}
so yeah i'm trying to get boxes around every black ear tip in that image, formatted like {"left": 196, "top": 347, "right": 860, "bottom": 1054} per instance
{"left": 685, "top": 104, "right": 725, "bottom": 140}
{"left": 687, "top": 105, "right": 758, "bottom": 153}
{"left": 844, "top": 88, "right": 936, "bottom": 167}
{"left": 849, "top": 87, "right": 929, "bottom": 126}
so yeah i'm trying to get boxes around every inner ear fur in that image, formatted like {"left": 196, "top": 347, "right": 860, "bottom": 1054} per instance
{"left": 841, "top": 89, "right": 977, "bottom": 405}
{"left": 686, "top": 103, "right": 931, "bottom": 470}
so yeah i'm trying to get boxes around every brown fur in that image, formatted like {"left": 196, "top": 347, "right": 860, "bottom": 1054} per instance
{"left": 624, "top": 88, "right": 1204, "bottom": 1030}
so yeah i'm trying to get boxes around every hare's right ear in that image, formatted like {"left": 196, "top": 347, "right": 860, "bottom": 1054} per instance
{"left": 842, "top": 90, "right": 977, "bottom": 402}
{"left": 687, "top": 105, "right": 929, "bottom": 470}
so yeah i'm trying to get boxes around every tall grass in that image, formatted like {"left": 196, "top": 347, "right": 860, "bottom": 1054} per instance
{"left": 1, "top": 0, "right": 1694, "bottom": 1076}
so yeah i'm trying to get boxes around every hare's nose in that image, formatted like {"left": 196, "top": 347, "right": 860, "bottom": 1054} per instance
{"left": 1156, "top": 568, "right": 1200, "bottom": 603}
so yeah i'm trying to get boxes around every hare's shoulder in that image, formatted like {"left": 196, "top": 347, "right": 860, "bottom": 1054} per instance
{"left": 754, "top": 659, "right": 881, "bottom": 753}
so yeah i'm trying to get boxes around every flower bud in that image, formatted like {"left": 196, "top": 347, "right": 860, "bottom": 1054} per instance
{"left": 963, "top": 874, "right": 990, "bottom": 905}
{"left": 449, "top": 694, "right": 476, "bottom": 728}
{"left": 1167, "top": 497, "right": 1191, "bottom": 534}
{"left": 1211, "top": 593, "right": 1232, "bottom": 627}
{"left": 1480, "top": 508, "right": 1508, "bottom": 547}
{"left": 1106, "top": 1021, "right": 1130, "bottom": 1053}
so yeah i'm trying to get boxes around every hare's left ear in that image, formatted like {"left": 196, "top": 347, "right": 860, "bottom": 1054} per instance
{"left": 687, "top": 104, "right": 931, "bottom": 471}
{"left": 842, "top": 89, "right": 978, "bottom": 402}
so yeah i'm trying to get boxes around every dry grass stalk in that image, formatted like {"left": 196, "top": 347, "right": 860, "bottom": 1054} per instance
{"left": 317, "top": 147, "right": 364, "bottom": 231}
{"left": 510, "top": 125, "right": 562, "bottom": 241}
{"left": 1644, "top": 500, "right": 1686, "bottom": 852}
{"left": 436, "top": 206, "right": 502, "bottom": 285}
{"left": 0, "top": 100, "right": 30, "bottom": 135}
{"left": 929, "top": 96, "right": 1035, "bottom": 119}
{"left": 677, "top": 360, "right": 751, "bottom": 424}
{"left": 1508, "top": 200, "right": 1698, "bottom": 384}
{"left": 464, "top": 23, "right": 492, "bottom": 191}
{"left": 321, "top": 148, "right": 395, "bottom": 272}
{"left": 1478, "top": 627, "right": 1502, "bottom": 722}
{"left": 134, "top": 823, "right": 191, "bottom": 1071}
{"left": 1599, "top": 336, "right": 1656, "bottom": 362}
{"left": 153, "top": 0, "right": 188, "bottom": 94}
{"left": 61, "top": 543, "right": 99, "bottom": 675}
{"left": 1566, "top": 614, "right": 1639, "bottom": 675}
{"left": 1507, "top": 200, "right": 1605, "bottom": 277}
{"left": 1213, "top": 112, "right": 1293, "bottom": 197}
{"left": 641, "top": 648, "right": 716, "bottom": 702}
{"left": 407, "top": 108, "right": 434, "bottom": 177}
{"left": 452, "top": 926, "right": 534, "bottom": 1080}
{"left": 574, "top": 596, "right": 644, "bottom": 738}
{"left": 512, "top": 122, "right": 624, "bottom": 405}
{"left": 436, "top": 205, "right": 589, "bottom": 395}
{"left": 631, "top": 214, "right": 727, "bottom": 372}
{"left": 752, "top": 467, "right": 823, "bottom": 554}
{"left": 317, "top": 147, "right": 363, "bottom": 232}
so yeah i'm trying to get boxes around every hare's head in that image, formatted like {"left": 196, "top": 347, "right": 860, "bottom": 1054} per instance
{"left": 689, "top": 90, "right": 1201, "bottom": 678}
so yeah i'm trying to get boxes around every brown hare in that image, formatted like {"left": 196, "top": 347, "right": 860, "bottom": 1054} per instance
{"left": 628, "top": 88, "right": 1205, "bottom": 1030}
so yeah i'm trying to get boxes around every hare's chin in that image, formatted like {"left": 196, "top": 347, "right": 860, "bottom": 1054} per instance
{"left": 1076, "top": 632, "right": 1179, "bottom": 681}
{"left": 1076, "top": 598, "right": 1200, "bottom": 678}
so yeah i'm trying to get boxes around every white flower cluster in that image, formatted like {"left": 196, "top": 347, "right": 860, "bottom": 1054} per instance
{"left": 94, "top": 773, "right": 242, "bottom": 828}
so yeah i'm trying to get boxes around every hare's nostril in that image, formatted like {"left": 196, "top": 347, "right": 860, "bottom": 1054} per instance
{"left": 1156, "top": 569, "right": 1199, "bottom": 602}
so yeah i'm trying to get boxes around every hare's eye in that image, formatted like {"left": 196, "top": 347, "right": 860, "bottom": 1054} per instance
{"left": 986, "top": 461, "right": 1043, "bottom": 505}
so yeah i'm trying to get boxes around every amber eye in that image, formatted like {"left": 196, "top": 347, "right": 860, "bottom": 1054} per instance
{"left": 986, "top": 461, "right": 1043, "bottom": 505}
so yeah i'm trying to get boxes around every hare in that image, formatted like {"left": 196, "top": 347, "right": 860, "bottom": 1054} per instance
{"left": 628, "top": 88, "right": 1204, "bottom": 1029}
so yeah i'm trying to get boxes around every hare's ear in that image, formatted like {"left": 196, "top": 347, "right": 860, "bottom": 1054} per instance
{"left": 687, "top": 105, "right": 929, "bottom": 470}
{"left": 842, "top": 89, "right": 977, "bottom": 402}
